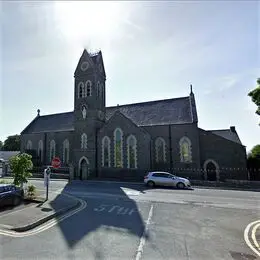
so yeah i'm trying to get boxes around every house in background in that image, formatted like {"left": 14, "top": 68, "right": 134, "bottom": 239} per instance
{"left": 20, "top": 49, "right": 247, "bottom": 181}
{"left": 0, "top": 151, "right": 20, "bottom": 177}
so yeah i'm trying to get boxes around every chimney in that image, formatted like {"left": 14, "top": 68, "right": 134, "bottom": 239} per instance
{"left": 37, "top": 109, "right": 40, "bottom": 117}
{"left": 230, "top": 126, "right": 236, "bottom": 133}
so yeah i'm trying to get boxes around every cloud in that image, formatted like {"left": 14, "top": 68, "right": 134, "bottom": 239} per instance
{"left": 204, "top": 68, "right": 259, "bottom": 95}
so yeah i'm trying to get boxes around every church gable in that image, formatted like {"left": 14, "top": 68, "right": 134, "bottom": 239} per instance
{"left": 74, "top": 49, "right": 96, "bottom": 77}
{"left": 99, "top": 110, "right": 149, "bottom": 138}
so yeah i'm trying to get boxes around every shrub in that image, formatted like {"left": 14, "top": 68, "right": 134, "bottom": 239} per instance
{"left": 9, "top": 153, "right": 33, "bottom": 188}
{"left": 26, "top": 184, "right": 36, "bottom": 199}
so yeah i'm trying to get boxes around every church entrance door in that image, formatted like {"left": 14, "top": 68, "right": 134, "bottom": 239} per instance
{"left": 206, "top": 162, "right": 217, "bottom": 181}
{"left": 79, "top": 158, "right": 89, "bottom": 180}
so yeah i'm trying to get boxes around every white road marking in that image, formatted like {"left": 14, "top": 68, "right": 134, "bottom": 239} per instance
{"left": 135, "top": 204, "right": 154, "bottom": 260}
{"left": 252, "top": 223, "right": 260, "bottom": 249}
{"left": 0, "top": 193, "right": 86, "bottom": 237}
{"left": 244, "top": 220, "right": 260, "bottom": 257}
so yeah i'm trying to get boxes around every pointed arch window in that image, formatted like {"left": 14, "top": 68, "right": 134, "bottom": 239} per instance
{"left": 114, "top": 128, "right": 123, "bottom": 168}
{"left": 26, "top": 140, "right": 32, "bottom": 150}
{"left": 50, "top": 140, "right": 56, "bottom": 162}
{"left": 179, "top": 137, "right": 192, "bottom": 163}
{"left": 102, "top": 136, "right": 111, "bottom": 167}
{"left": 38, "top": 140, "right": 43, "bottom": 162}
{"left": 155, "top": 137, "right": 166, "bottom": 163}
{"left": 63, "top": 139, "right": 70, "bottom": 164}
{"left": 81, "top": 134, "right": 87, "bottom": 149}
{"left": 127, "top": 135, "right": 137, "bottom": 169}
{"left": 78, "top": 82, "right": 84, "bottom": 98}
{"left": 86, "top": 80, "right": 92, "bottom": 97}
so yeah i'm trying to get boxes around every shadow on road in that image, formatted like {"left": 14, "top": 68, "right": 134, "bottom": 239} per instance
{"left": 49, "top": 181, "right": 151, "bottom": 249}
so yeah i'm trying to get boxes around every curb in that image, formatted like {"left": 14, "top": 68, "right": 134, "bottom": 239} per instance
{"left": 2, "top": 198, "right": 80, "bottom": 233}
{"left": 192, "top": 186, "right": 260, "bottom": 192}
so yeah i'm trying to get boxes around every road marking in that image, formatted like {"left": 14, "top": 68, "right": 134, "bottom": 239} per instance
{"left": 244, "top": 220, "right": 260, "bottom": 257}
{"left": 252, "top": 223, "right": 260, "bottom": 249}
{"left": 0, "top": 193, "right": 86, "bottom": 237}
{"left": 135, "top": 204, "right": 154, "bottom": 260}
{"left": 94, "top": 204, "right": 138, "bottom": 216}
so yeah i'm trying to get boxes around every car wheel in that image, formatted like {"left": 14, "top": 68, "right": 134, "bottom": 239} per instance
{"left": 13, "top": 196, "right": 21, "bottom": 206}
{"left": 147, "top": 181, "right": 155, "bottom": 188}
{"left": 177, "top": 182, "right": 185, "bottom": 189}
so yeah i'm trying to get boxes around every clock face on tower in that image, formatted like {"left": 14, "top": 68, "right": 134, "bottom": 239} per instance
{"left": 81, "top": 61, "right": 89, "bottom": 71}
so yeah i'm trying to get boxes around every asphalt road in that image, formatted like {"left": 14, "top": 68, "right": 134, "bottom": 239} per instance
{"left": 0, "top": 179, "right": 259, "bottom": 260}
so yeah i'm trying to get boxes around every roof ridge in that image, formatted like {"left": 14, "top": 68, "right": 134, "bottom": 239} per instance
{"left": 106, "top": 96, "right": 190, "bottom": 108}
{"left": 209, "top": 129, "right": 230, "bottom": 132}
{"left": 39, "top": 111, "right": 73, "bottom": 118}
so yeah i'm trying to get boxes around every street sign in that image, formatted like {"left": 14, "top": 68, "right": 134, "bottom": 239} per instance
{"left": 51, "top": 157, "right": 61, "bottom": 169}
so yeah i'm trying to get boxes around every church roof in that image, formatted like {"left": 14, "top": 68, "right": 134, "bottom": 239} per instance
{"left": 21, "top": 112, "right": 74, "bottom": 134}
{"left": 106, "top": 96, "right": 195, "bottom": 126}
{"left": 209, "top": 129, "right": 242, "bottom": 145}
{"left": 21, "top": 96, "right": 196, "bottom": 134}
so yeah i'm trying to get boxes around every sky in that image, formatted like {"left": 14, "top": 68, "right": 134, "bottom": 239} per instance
{"left": 0, "top": 1, "right": 259, "bottom": 151}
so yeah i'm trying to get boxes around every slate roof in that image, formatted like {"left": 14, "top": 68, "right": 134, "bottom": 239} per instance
{"left": 21, "top": 96, "right": 196, "bottom": 134}
{"left": 21, "top": 112, "right": 74, "bottom": 134}
{"left": 210, "top": 130, "right": 242, "bottom": 145}
{"left": 106, "top": 97, "right": 194, "bottom": 126}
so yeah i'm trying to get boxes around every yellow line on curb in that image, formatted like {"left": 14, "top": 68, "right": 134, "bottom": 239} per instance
{"left": 244, "top": 220, "right": 260, "bottom": 257}
{"left": 252, "top": 223, "right": 260, "bottom": 250}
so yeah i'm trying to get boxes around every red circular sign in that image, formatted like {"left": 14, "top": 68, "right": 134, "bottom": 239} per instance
{"left": 51, "top": 157, "right": 61, "bottom": 169}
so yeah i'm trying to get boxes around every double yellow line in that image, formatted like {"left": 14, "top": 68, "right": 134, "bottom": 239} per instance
{"left": 244, "top": 220, "right": 260, "bottom": 257}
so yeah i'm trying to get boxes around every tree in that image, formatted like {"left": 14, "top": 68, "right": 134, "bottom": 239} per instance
{"left": 249, "top": 145, "right": 260, "bottom": 159}
{"left": 247, "top": 145, "right": 260, "bottom": 181}
{"left": 248, "top": 78, "right": 260, "bottom": 117}
{"left": 0, "top": 140, "right": 3, "bottom": 151}
{"left": 2, "top": 135, "right": 20, "bottom": 151}
{"left": 9, "top": 153, "right": 33, "bottom": 188}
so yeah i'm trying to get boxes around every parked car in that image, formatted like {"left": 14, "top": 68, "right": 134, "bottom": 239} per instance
{"left": 0, "top": 184, "right": 24, "bottom": 207}
{"left": 144, "top": 171, "right": 191, "bottom": 188}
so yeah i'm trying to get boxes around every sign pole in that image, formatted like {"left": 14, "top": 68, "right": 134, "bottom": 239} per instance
{"left": 46, "top": 180, "right": 49, "bottom": 201}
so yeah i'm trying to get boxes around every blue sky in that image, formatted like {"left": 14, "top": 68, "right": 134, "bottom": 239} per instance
{"left": 1, "top": 1, "right": 259, "bottom": 151}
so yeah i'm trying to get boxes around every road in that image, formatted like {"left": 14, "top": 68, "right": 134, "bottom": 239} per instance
{"left": 0, "top": 179, "right": 259, "bottom": 260}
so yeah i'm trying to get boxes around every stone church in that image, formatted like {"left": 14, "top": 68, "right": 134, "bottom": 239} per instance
{"left": 20, "top": 49, "right": 247, "bottom": 181}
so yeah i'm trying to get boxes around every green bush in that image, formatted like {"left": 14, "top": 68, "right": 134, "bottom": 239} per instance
{"left": 26, "top": 184, "right": 36, "bottom": 199}
{"left": 9, "top": 153, "right": 33, "bottom": 188}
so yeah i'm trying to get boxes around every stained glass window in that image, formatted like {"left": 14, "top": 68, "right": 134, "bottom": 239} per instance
{"left": 114, "top": 129, "right": 123, "bottom": 168}
{"left": 155, "top": 137, "right": 166, "bottom": 163}
{"left": 127, "top": 135, "right": 137, "bottom": 168}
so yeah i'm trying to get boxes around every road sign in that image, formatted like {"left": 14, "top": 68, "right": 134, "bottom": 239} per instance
{"left": 51, "top": 157, "right": 61, "bottom": 169}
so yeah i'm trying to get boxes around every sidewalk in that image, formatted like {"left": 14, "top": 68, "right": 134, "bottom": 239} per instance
{"left": 0, "top": 192, "right": 79, "bottom": 232}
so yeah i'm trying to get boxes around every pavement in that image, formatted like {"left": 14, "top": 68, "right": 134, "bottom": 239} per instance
{"left": 0, "top": 191, "right": 80, "bottom": 232}
{"left": 0, "top": 179, "right": 259, "bottom": 260}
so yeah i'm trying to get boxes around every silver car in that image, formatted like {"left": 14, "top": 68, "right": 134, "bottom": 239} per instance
{"left": 144, "top": 171, "right": 191, "bottom": 189}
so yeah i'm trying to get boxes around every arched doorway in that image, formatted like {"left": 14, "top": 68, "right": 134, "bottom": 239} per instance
{"left": 206, "top": 162, "right": 217, "bottom": 181}
{"left": 78, "top": 157, "right": 89, "bottom": 180}
{"left": 203, "top": 159, "right": 220, "bottom": 181}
